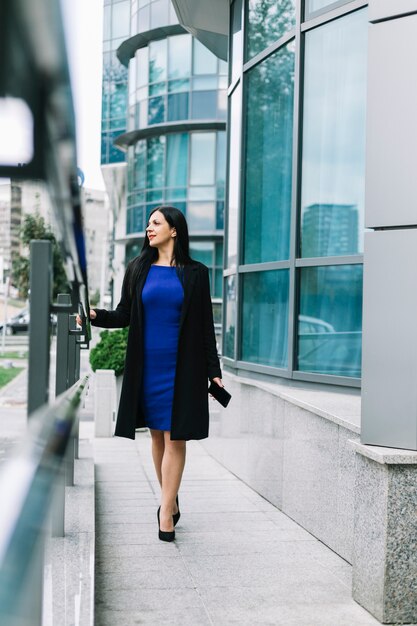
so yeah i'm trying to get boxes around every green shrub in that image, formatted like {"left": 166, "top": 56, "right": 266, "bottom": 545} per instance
{"left": 89, "top": 328, "right": 128, "bottom": 377}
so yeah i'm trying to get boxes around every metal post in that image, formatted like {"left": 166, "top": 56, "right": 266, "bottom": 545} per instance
{"left": 67, "top": 315, "right": 77, "bottom": 388}
{"left": 55, "top": 294, "right": 71, "bottom": 396}
{"left": 28, "top": 241, "right": 52, "bottom": 416}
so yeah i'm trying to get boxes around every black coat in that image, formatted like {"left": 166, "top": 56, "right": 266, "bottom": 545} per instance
{"left": 91, "top": 261, "right": 221, "bottom": 440}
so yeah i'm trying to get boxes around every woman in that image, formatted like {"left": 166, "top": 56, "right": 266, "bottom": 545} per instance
{"left": 85, "top": 206, "right": 223, "bottom": 542}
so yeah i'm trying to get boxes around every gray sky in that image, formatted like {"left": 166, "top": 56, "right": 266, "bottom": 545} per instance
{"left": 62, "top": 0, "right": 105, "bottom": 190}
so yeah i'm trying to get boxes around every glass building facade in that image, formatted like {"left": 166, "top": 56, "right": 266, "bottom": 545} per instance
{"left": 115, "top": 2, "right": 227, "bottom": 309}
{"left": 102, "top": 0, "right": 130, "bottom": 164}
{"left": 224, "top": 0, "right": 368, "bottom": 384}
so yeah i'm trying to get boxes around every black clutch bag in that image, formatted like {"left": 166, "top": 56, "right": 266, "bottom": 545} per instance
{"left": 208, "top": 381, "right": 231, "bottom": 408}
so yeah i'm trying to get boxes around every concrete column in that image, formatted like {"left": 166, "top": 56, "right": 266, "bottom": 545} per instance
{"left": 352, "top": 442, "right": 417, "bottom": 623}
{"left": 94, "top": 370, "right": 116, "bottom": 437}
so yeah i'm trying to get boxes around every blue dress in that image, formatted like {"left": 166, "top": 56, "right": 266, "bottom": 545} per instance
{"left": 140, "top": 265, "right": 184, "bottom": 431}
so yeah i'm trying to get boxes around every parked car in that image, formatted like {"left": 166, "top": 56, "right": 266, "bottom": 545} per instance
{"left": 0, "top": 308, "right": 57, "bottom": 335}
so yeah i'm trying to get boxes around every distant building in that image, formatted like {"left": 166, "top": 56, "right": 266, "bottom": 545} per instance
{"left": 82, "top": 188, "right": 111, "bottom": 299}
{"left": 301, "top": 203, "right": 359, "bottom": 257}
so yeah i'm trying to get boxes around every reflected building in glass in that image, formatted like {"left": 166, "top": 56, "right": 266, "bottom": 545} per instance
{"left": 102, "top": 0, "right": 227, "bottom": 323}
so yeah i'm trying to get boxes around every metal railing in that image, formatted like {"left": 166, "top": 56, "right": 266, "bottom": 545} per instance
{"left": 0, "top": 375, "right": 89, "bottom": 626}
{"left": 0, "top": 1, "right": 95, "bottom": 624}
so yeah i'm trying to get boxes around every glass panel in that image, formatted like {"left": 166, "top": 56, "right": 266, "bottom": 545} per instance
{"left": 149, "top": 39, "right": 167, "bottom": 84}
{"left": 109, "top": 84, "right": 127, "bottom": 121}
{"left": 241, "top": 270, "right": 289, "bottom": 367}
{"left": 224, "top": 275, "right": 237, "bottom": 358}
{"left": 112, "top": 0, "right": 130, "bottom": 39}
{"left": 149, "top": 82, "right": 165, "bottom": 96}
{"left": 189, "top": 242, "right": 214, "bottom": 266}
{"left": 226, "top": 83, "right": 242, "bottom": 269}
{"left": 305, "top": 0, "right": 350, "bottom": 18}
{"left": 230, "top": 0, "right": 243, "bottom": 84}
{"left": 136, "top": 48, "right": 149, "bottom": 88}
{"left": 216, "top": 200, "right": 224, "bottom": 229}
{"left": 297, "top": 265, "right": 363, "bottom": 377}
{"left": 168, "top": 34, "right": 192, "bottom": 79}
{"left": 216, "top": 131, "right": 226, "bottom": 187}
{"left": 166, "top": 133, "right": 188, "bottom": 188}
{"left": 166, "top": 188, "right": 187, "bottom": 201}
{"left": 187, "top": 202, "right": 216, "bottom": 230}
{"left": 215, "top": 242, "right": 224, "bottom": 266}
{"left": 138, "top": 5, "right": 150, "bottom": 31}
{"left": 167, "top": 93, "right": 189, "bottom": 121}
{"left": 190, "top": 133, "right": 216, "bottom": 185}
{"left": 148, "top": 96, "right": 165, "bottom": 124}
{"left": 168, "top": 79, "right": 190, "bottom": 93}
{"left": 241, "top": 270, "right": 289, "bottom": 368}
{"left": 104, "top": 4, "right": 111, "bottom": 40}
{"left": 188, "top": 186, "right": 216, "bottom": 201}
{"left": 246, "top": 0, "right": 295, "bottom": 61}
{"left": 108, "top": 133, "right": 125, "bottom": 163}
{"left": 147, "top": 137, "right": 165, "bottom": 188}
{"left": 151, "top": 0, "right": 169, "bottom": 28}
{"left": 243, "top": 41, "right": 295, "bottom": 264}
{"left": 134, "top": 140, "right": 146, "bottom": 189}
{"left": 191, "top": 91, "right": 217, "bottom": 119}
{"left": 193, "top": 76, "right": 218, "bottom": 91}
{"left": 217, "top": 90, "right": 227, "bottom": 120}
{"left": 300, "top": 10, "right": 368, "bottom": 258}
{"left": 138, "top": 100, "right": 148, "bottom": 128}
{"left": 214, "top": 270, "right": 222, "bottom": 298}
{"left": 147, "top": 189, "right": 163, "bottom": 202}
{"left": 132, "top": 205, "right": 145, "bottom": 233}
{"left": 193, "top": 39, "right": 218, "bottom": 75}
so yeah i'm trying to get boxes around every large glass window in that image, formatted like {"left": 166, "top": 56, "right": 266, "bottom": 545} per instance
{"left": 149, "top": 39, "right": 167, "bottom": 84}
{"left": 246, "top": 0, "right": 295, "bottom": 61}
{"left": 112, "top": 0, "right": 130, "bottom": 39}
{"left": 243, "top": 41, "right": 295, "bottom": 264}
{"left": 190, "top": 133, "right": 216, "bottom": 185}
{"left": 193, "top": 39, "right": 218, "bottom": 75}
{"left": 147, "top": 137, "right": 165, "bottom": 189}
{"left": 169, "top": 35, "right": 192, "bottom": 79}
{"left": 297, "top": 265, "right": 363, "bottom": 377}
{"left": 300, "top": 9, "right": 368, "bottom": 258}
{"left": 166, "top": 134, "right": 188, "bottom": 188}
{"left": 241, "top": 270, "right": 289, "bottom": 368}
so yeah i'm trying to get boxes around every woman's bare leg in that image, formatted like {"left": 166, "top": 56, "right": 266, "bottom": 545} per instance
{"left": 150, "top": 429, "right": 165, "bottom": 487}
{"left": 159, "top": 431, "right": 186, "bottom": 532}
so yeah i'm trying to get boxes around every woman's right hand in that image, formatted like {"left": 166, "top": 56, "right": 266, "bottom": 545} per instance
{"left": 76, "top": 309, "right": 96, "bottom": 326}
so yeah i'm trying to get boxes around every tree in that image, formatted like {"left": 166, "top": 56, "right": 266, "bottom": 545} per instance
{"left": 11, "top": 214, "right": 69, "bottom": 299}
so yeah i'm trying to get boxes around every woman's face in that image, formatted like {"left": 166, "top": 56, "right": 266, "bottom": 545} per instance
{"left": 146, "top": 211, "right": 176, "bottom": 248}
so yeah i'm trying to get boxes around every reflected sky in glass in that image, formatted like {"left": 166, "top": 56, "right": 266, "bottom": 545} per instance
{"left": 300, "top": 9, "right": 368, "bottom": 258}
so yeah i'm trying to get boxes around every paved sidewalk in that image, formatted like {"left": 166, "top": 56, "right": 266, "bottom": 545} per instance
{"left": 94, "top": 433, "right": 380, "bottom": 626}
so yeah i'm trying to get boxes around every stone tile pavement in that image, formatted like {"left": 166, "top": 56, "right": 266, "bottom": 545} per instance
{"left": 94, "top": 433, "right": 381, "bottom": 626}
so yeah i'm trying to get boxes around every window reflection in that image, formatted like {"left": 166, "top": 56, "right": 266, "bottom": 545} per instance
{"left": 190, "top": 133, "right": 216, "bottom": 185}
{"left": 300, "top": 9, "right": 368, "bottom": 258}
{"left": 246, "top": 0, "right": 295, "bottom": 61}
{"left": 297, "top": 265, "right": 363, "bottom": 377}
{"left": 241, "top": 270, "right": 289, "bottom": 367}
{"left": 224, "top": 275, "right": 237, "bottom": 358}
{"left": 243, "top": 41, "right": 294, "bottom": 264}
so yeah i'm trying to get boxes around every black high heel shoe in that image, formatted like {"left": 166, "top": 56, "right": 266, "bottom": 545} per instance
{"left": 157, "top": 507, "right": 175, "bottom": 542}
{"left": 173, "top": 495, "right": 181, "bottom": 527}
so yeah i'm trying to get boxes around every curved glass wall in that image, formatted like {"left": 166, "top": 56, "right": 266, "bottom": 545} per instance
{"left": 102, "top": 0, "right": 130, "bottom": 164}
{"left": 130, "top": 0, "right": 178, "bottom": 35}
{"left": 126, "top": 130, "right": 225, "bottom": 234}
{"left": 128, "top": 35, "right": 227, "bottom": 131}
{"left": 224, "top": 1, "right": 368, "bottom": 383}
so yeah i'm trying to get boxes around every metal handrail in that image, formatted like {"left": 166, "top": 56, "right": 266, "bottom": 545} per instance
{"left": 0, "top": 375, "right": 89, "bottom": 625}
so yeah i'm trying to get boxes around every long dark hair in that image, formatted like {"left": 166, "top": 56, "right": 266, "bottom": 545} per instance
{"left": 127, "top": 205, "right": 192, "bottom": 297}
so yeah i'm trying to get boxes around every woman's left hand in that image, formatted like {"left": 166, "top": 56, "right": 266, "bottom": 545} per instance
{"left": 212, "top": 377, "right": 223, "bottom": 387}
